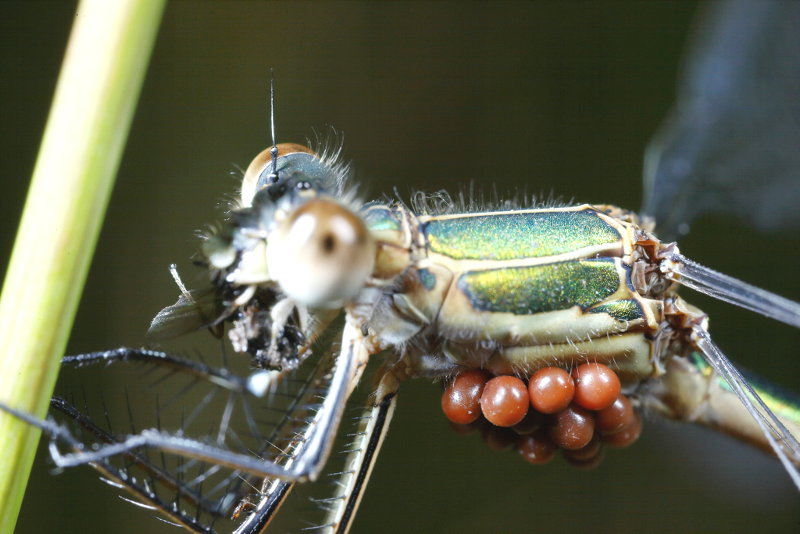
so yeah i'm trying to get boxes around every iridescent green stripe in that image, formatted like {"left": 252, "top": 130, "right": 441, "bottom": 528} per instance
{"left": 458, "top": 259, "right": 622, "bottom": 315}
{"left": 424, "top": 209, "right": 621, "bottom": 260}
{"left": 688, "top": 353, "right": 800, "bottom": 425}
{"left": 588, "top": 299, "right": 643, "bottom": 322}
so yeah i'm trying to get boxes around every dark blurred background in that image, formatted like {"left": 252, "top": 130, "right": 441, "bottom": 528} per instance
{"left": 2, "top": 1, "right": 798, "bottom": 533}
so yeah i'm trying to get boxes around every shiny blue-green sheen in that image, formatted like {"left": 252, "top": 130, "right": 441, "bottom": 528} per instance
{"left": 417, "top": 268, "right": 436, "bottom": 291}
{"left": 458, "top": 259, "right": 623, "bottom": 315}
{"left": 423, "top": 209, "right": 620, "bottom": 260}
{"left": 361, "top": 204, "right": 401, "bottom": 232}
{"left": 588, "top": 299, "right": 643, "bottom": 322}
{"left": 253, "top": 153, "right": 340, "bottom": 203}
{"left": 688, "top": 353, "right": 800, "bottom": 425}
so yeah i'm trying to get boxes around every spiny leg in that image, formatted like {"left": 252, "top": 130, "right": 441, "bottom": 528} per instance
{"left": 320, "top": 376, "right": 398, "bottom": 534}
{"left": 1, "top": 348, "right": 261, "bottom": 530}
{"left": 41, "top": 321, "right": 370, "bottom": 483}
{"left": 1, "top": 319, "right": 365, "bottom": 530}
{"left": 51, "top": 333, "right": 350, "bottom": 533}
{"left": 50, "top": 396, "right": 227, "bottom": 517}
{"left": 232, "top": 326, "right": 351, "bottom": 533}
{"left": 61, "top": 348, "right": 253, "bottom": 394}
{"left": 239, "top": 369, "right": 399, "bottom": 534}
{"left": 0, "top": 401, "right": 217, "bottom": 533}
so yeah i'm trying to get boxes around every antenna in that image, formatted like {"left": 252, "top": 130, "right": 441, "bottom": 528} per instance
{"left": 267, "top": 69, "right": 279, "bottom": 184}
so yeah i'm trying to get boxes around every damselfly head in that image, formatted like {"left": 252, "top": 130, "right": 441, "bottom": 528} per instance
{"left": 236, "top": 141, "right": 372, "bottom": 308}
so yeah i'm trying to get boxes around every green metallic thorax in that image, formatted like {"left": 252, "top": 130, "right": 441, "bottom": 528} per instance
{"left": 356, "top": 202, "right": 800, "bottom": 459}
{"left": 424, "top": 209, "right": 623, "bottom": 260}
{"left": 357, "top": 204, "right": 664, "bottom": 382}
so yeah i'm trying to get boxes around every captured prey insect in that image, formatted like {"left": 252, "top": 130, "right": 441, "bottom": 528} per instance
{"left": 4, "top": 1, "right": 800, "bottom": 532}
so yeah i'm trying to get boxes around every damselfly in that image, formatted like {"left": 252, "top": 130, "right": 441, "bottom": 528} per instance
{"left": 7, "top": 1, "right": 800, "bottom": 534}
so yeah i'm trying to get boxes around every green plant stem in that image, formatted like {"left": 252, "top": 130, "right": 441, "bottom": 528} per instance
{"left": 0, "top": 0, "right": 165, "bottom": 530}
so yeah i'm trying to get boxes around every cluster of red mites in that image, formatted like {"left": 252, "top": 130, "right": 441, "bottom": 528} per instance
{"left": 441, "top": 363, "right": 641, "bottom": 467}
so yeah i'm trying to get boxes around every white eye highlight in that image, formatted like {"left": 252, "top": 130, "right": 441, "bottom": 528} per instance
{"left": 266, "top": 199, "right": 375, "bottom": 307}
{"left": 330, "top": 215, "right": 357, "bottom": 243}
{"left": 287, "top": 213, "right": 318, "bottom": 246}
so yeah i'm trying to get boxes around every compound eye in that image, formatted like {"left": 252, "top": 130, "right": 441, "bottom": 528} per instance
{"left": 241, "top": 143, "right": 315, "bottom": 207}
{"left": 266, "top": 198, "right": 375, "bottom": 307}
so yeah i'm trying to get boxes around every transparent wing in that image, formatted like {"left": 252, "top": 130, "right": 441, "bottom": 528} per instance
{"left": 147, "top": 286, "right": 225, "bottom": 341}
{"left": 643, "top": 0, "right": 800, "bottom": 239}
{"left": 663, "top": 252, "right": 800, "bottom": 328}
{"left": 321, "top": 380, "right": 397, "bottom": 533}
{"left": 654, "top": 250, "right": 800, "bottom": 488}
{"left": 691, "top": 327, "right": 800, "bottom": 489}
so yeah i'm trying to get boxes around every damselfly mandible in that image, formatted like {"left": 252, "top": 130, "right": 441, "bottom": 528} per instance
{"left": 6, "top": 1, "right": 800, "bottom": 533}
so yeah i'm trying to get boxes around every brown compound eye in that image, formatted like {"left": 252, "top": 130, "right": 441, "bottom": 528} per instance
{"left": 266, "top": 198, "right": 375, "bottom": 307}
{"left": 241, "top": 143, "right": 316, "bottom": 206}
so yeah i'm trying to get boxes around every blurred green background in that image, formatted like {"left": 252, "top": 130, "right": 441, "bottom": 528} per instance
{"left": 2, "top": 1, "right": 798, "bottom": 533}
